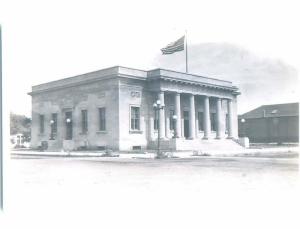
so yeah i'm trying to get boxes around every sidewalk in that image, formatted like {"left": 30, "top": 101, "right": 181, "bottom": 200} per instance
{"left": 11, "top": 146, "right": 299, "bottom": 159}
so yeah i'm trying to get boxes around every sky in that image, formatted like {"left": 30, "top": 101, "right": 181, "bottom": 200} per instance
{"left": 1, "top": 0, "right": 299, "bottom": 117}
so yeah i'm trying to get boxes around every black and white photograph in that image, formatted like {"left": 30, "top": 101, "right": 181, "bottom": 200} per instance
{"left": 0, "top": 0, "right": 299, "bottom": 228}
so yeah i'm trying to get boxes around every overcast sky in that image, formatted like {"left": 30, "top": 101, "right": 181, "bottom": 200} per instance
{"left": 1, "top": 0, "right": 299, "bottom": 117}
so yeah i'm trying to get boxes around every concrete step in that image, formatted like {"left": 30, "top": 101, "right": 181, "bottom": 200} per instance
{"left": 148, "top": 138, "right": 244, "bottom": 151}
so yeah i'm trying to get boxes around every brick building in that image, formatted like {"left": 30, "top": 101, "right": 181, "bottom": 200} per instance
{"left": 29, "top": 66, "right": 242, "bottom": 151}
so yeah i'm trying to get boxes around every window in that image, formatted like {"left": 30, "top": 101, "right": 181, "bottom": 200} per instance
{"left": 39, "top": 114, "right": 44, "bottom": 134}
{"left": 81, "top": 110, "right": 88, "bottom": 133}
{"left": 198, "top": 112, "right": 204, "bottom": 131}
{"left": 154, "top": 109, "right": 159, "bottom": 130}
{"left": 130, "top": 106, "right": 140, "bottom": 130}
{"left": 169, "top": 109, "right": 175, "bottom": 130}
{"left": 65, "top": 111, "right": 72, "bottom": 140}
{"left": 210, "top": 113, "right": 217, "bottom": 131}
{"left": 50, "top": 113, "right": 57, "bottom": 139}
{"left": 98, "top": 108, "right": 106, "bottom": 131}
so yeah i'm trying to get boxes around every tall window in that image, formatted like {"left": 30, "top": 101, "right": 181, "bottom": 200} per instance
{"left": 81, "top": 110, "right": 88, "bottom": 134}
{"left": 50, "top": 113, "right": 57, "bottom": 139}
{"left": 131, "top": 106, "right": 140, "bottom": 130}
{"left": 169, "top": 109, "right": 175, "bottom": 130}
{"left": 65, "top": 111, "right": 72, "bottom": 140}
{"left": 198, "top": 112, "right": 204, "bottom": 131}
{"left": 154, "top": 109, "right": 159, "bottom": 130}
{"left": 98, "top": 107, "right": 106, "bottom": 131}
{"left": 210, "top": 113, "right": 217, "bottom": 131}
{"left": 39, "top": 114, "right": 44, "bottom": 134}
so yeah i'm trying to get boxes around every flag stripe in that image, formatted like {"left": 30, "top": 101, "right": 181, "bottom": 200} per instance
{"left": 162, "top": 45, "right": 184, "bottom": 52}
{"left": 163, "top": 43, "right": 184, "bottom": 50}
{"left": 161, "top": 36, "right": 185, "bottom": 55}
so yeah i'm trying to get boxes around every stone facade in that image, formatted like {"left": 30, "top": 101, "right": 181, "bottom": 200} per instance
{"left": 29, "top": 66, "right": 241, "bottom": 151}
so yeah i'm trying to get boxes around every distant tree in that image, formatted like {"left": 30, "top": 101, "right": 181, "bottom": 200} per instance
{"left": 10, "top": 113, "right": 31, "bottom": 141}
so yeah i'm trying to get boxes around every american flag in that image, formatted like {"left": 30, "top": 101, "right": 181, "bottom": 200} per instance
{"left": 161, "top": 36, "right": 185, "bottom": 55}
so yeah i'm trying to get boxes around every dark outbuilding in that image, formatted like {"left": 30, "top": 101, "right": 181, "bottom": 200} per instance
{"left": 238, "top": 103, "right": 299, "bottom": 143}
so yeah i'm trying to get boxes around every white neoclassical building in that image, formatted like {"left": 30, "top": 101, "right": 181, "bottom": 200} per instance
{"left": 29, "top": 66, "right": 242, "bottom": 151}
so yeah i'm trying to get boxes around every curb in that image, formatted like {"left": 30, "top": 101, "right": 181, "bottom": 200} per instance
{"left": 11, "top": 147, "right": 299, "bottom": 159}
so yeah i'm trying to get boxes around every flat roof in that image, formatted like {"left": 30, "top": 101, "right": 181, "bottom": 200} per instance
{"left": 29, "top": 66, "right": 237, "bottom": 94}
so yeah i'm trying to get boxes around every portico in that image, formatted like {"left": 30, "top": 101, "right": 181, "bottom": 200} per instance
{"left": 152, "top": 91, "right": 234, "bottom": 140}
{"left": 146, "top": 67, "right": 240, "bottom": 150}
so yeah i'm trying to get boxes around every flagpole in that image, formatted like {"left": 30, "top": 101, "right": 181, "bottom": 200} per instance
{"left": 185, "top": 30, "right": 188, "bottom": 73}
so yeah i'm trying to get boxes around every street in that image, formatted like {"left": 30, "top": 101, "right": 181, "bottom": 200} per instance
{"left": 3, "top": 154, "right": 299, "bottom": 229}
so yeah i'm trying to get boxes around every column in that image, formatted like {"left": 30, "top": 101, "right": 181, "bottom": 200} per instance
{"left": 188, "top": 94, "right": 196, "bottom": 139}
{"left": 181, "top": 118, "right": 184, "bottom": 138}
{"left": 166, "top": 115, "right": 171, "bottom": 138}
{"left": 203, "top": 96, "right": 211, "bottom": 139}
{"left": 158, "top": 91, "right": 166, "bottom": 139}
{"left": 195, "top": 119, "right": 199, "bottom": 138}
{"left": 216, "top": 98, "right": 222, "bottom": 139}
{"left": 227, "top": 99, "right": 233, "bottom": 138}
{"left": 175, "top": 93, "right": 182, "bottom": 138}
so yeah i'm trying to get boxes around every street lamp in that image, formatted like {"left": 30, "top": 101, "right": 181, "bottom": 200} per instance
{"left": 172, "top": 114, "right": 178, "bottom": 138}
{"left": 153, "top": 99, "right": 165, "bottom": 158}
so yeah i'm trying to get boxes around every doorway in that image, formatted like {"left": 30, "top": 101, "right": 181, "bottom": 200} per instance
{"left": 183, "top": 111, "right": 189, "bottom": 138}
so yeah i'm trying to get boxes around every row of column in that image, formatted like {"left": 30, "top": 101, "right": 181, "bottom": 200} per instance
{"left": 157, "top": 91, "right": 233, "bottom": 139}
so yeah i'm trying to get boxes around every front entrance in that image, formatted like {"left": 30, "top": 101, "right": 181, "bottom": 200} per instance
{"left": 183, "top": 111, "right": 189, "bottom": 138}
